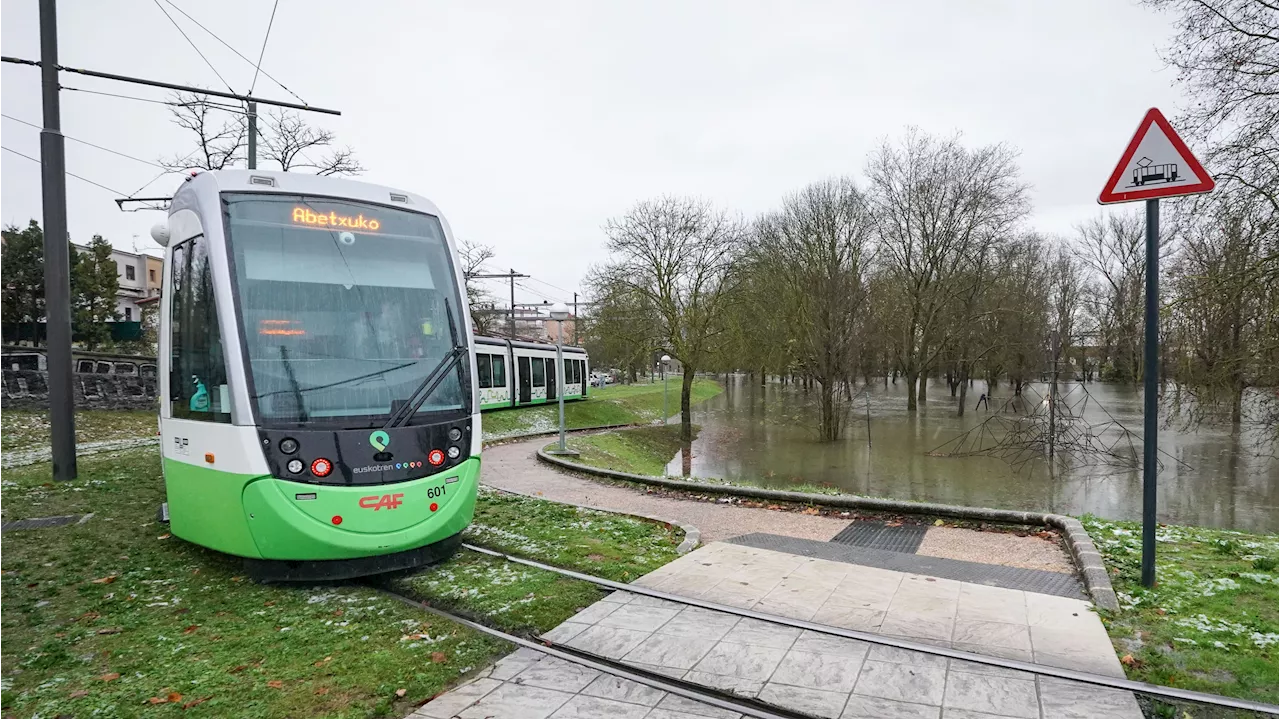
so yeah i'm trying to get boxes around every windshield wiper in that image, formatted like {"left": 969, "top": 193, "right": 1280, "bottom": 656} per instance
{"left": 280, "top": 346, "right": 309, "bottom": 422}
{"left": 383, "top": 299, "right": 467, "bottom": 429}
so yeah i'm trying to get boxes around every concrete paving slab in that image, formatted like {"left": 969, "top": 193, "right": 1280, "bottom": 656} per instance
{"left": 415, "top": 542, "right": 1139, "bottom": 719}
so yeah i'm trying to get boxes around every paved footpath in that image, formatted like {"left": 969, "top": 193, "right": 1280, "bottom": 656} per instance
{"left": 415, "top": 542, "right": 1139, "bottom": 719}
{"left": 481, "top": 437, "right": 853, "bottom": 543}
{"left": 416, "top": 439, "right": 1141, "bottom": 719}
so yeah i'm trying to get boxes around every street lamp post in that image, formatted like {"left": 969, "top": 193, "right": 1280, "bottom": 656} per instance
{"left": 548, "top": 303, "right": 578, "bottom": 456}
{"left": 661, "top": 354, "right": 671, "bottom": 426}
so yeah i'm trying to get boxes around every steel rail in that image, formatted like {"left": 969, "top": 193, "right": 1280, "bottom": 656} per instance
{"left": 462, "top": 543, "right": 1279, "bottom": 715}
{"left": 379, "top": 589, "right": 816, "bottom": 719}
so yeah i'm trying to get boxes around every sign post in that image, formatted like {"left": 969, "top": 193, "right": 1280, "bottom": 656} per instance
{"left": 1098, "top": 107, "right": 1214, "bottom": 588}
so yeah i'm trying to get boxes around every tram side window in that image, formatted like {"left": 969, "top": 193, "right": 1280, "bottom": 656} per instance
{"left": 491, "top": 355, "right": 506, "bottom": 388}
{"left": 531, "top": 357, "right": 545, "bottom": 387}
{"left": 169, "top": 236, "right": 231, "bottom": 423}
{"left": 477, "top": 354, "right": 492, "bottom": 389}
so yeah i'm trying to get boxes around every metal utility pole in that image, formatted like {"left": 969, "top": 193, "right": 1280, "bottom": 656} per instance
{"left": 468, "top": 270, "right": 528, "bottom": 339}
{"left": 39, "top": 0, "right": 76, "bottom": 481}
{"left": 5, "top": 11, "right": 343, "bottom": 482}
{"left": 1141, "top": 199, "right": 1160, "bottom": 587}
{"left": 572, "top": 292, "right": 578, "bottom": 345}
{"left": 247, "top": 101, "right": 257, "bottom": 169}
{"left": 1049, "top": 331, "right": 1060, "bottom": 460}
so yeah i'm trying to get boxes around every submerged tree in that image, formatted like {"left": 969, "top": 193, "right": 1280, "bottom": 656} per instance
{"left": 752, "top": 178, "right": 873, "bottom": 440}
{"left": 597, "top": 197, "right": 745, "bottom": 439}
{"left": 865, "top": 128, "right": 1030, "bottom": 411}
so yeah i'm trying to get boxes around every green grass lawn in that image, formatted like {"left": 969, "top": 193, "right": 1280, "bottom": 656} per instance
{"left": 560, "top": 425, "right": 692, "bottom": 476}
{"left": 393, "top": 488, "right": 683, "bottom": 636}
{"left": 1, "top": 409, "right": 158, "bottom": 452}
{"left": 479, "top": 378, "right": 722, "bottom": 438}
{"left": 1, "top": 450, "right": 684, "bottom": 718}
{"left": 1082, "top": 515, "right": 1279, "bottom": 707}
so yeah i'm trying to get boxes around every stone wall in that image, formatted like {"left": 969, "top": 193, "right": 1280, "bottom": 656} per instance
{"left": 2, "top": 370, "right": 159, "bottom": 410}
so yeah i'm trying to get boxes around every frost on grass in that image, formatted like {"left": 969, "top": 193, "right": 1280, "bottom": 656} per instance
{"left": 1082, "top": 514, "right": 1278, "bottom": 665}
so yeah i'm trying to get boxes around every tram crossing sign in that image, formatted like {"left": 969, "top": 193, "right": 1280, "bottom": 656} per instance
{"left": 1098, "top": 107, "right": 1214, "bottom": 204}
{"left": 1098, "top": 107, "right": 1215, "bottom": 589}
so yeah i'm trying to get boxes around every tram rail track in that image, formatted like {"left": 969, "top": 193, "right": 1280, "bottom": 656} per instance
{"left": 382, "top": 542, "right": 1280, "bottom": 718}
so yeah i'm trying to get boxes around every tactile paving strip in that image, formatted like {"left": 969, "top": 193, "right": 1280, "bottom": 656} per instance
{"left": 727, "top": 532, "right": 1086, "bottom": 599}
{"left": 830, "top": 520, "right": 928, "bottom": 553}
{"left": 2, "top": 514, "right": 87, "bottom": 532}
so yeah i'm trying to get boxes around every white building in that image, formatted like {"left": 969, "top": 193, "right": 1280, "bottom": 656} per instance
{"left": 70, "top": 243, "right": 149, "bottom": 323}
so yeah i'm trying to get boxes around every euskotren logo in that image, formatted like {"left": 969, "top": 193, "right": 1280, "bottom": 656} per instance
{"left": 369, "top": 430, "right": 390, "bottom": 452}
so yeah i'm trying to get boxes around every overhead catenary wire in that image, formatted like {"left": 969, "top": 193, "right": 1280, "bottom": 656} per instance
{"left": 1, "top": 113, "right": 169, "bottom": 170}
{"left": 151, "top": 0, "right": 237, "bottom": 95}
{"left": 159, "top": 0, "right": 301, "bottom": 105}
{"left": 1, "top": 146, "right": 166, "bottom": 210}
{"left": 61, "top": 85, "right": 178, "bottom": 108}
{"left": 249, "top": 0, "right": 281, "bottom": 95}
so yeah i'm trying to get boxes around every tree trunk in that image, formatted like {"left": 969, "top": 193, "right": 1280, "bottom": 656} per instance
{"left": 818, "top": 379, "right": 839, "bottom": 442}
{"left": 680, "top": 365, "right": 696, "bottom": 441}
{"left": 906, "top": 370, "right": 919, "bottom": 412}
{"left": 957, "top": 365, "right": 969, "bottom": 417}
{"left": 947, "top": 370, "right": 957, "bottom": 397}
{"left": 917, "top": 371, "right": 928, "bottom": 406}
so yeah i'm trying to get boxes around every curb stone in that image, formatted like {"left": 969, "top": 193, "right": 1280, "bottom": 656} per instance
{"left": 536, "top": 448, "right": 1120, "bottom": 611}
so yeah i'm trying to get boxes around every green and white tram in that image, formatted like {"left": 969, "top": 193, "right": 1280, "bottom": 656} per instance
{"left": 474, "top": 336, "right": 589, "bottom": 410}
{"left": 153, "top": 170, "right": 479, "bottom": 580}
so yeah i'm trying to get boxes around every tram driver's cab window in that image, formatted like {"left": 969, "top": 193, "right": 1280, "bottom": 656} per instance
{"left": 169, "top": 234, "right": 231, "bottom": 422}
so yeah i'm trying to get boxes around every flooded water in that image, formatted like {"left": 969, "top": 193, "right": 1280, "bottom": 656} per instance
{"left": 668, "top": 375, "right": 1278, "bottom": 533}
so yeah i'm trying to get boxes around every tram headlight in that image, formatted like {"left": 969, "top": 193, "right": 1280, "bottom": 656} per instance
{"left": 286, "top": 458, "right": 304, "bottom": 474}
{"left": 428, "top": 449, "right": 445, "bottom": 466}
{"left": 279, "top": 438, "right": 299, "bottom": 454}
{"left": 446, "top": 446, "right": 461, "bottom": 459}
{"left": 447, "top": 427, "right": 463, "bottom": 442}
{"left": 310, "top": 458, "right": 334, "bottom": 477}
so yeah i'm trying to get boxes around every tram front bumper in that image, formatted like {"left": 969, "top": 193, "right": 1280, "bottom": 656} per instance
{"left": 239, "top": 457, "right": 480, "bottom": 562}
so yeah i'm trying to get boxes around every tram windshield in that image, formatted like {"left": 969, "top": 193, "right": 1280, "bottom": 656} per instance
{"left": 224, "top": 193, "right": 467, "bottom": 427}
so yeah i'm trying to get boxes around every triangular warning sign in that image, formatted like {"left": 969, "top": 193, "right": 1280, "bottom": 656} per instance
{"left": 1098, "top": 108, "right": 1214, "bottom": 204}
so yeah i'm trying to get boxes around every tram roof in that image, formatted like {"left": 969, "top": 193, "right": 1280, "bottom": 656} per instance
{"left": 176, "top": 170, "right": 446, "bottom": 220}
{"left": 474, "top": 335, "right": 587, "bottom": 354}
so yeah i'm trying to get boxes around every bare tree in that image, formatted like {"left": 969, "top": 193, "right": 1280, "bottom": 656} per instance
{"left": 1072, "top": 212, "right": 1152, "bottom": 384}
{"left": 1166, "top": 190, "right": 1278, "bottom": 424}
{"left": 260, "top": 108, "right": 364, "bottom": 176}
{"left": 160, "top": 93, "right": 363, "bottom": 176}
{"left": 458, "top": 239, "right": 499, "bottom": 336}
{"left": 866, "top": 128, "right": 1030, "bottom": 411}
{"left": 1143, "top": 0, "right": 1278, "bottom": 211}
{"left": 753, "top": 178, "right": 873, "bottom": 440}
{"left": 159, "top": 92, "right": 244, "bottom": 172}
{"left": 600, "top": 197, "right": 746, "bottom": 439}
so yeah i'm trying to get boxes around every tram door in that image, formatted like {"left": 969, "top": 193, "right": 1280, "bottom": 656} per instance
{"left": 518, "top": 356, "right": 532, "bottom": 404}
{"left": 546, "top": 358, "right": 557, "bottom": 400}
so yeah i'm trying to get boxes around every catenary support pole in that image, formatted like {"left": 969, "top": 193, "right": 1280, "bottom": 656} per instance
{"left": 39, "top": 0, "right": 76, "bottom": 481}
{"left": 247, "top": 101, "right": 257, "bottom": 169}
{"left": 1141, "top": 198, "right": 1160, "bottom": 587}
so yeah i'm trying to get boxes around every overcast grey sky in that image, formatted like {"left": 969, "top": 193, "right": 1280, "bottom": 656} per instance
{"left": 1, "top": 0, "right": 1183, "bottom": 307}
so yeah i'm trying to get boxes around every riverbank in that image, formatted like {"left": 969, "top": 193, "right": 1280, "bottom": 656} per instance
{"left": 0, "top": 448, "right": 685, "bottom": 718}
{"left": 556, "top": 424, "right": 1280, "bottom": 705}
{"left": 1082, "top": 515, "right": 1279, "bottom": 705}
{"left": 479, "top": 378, "right": 722, "bottom": 438}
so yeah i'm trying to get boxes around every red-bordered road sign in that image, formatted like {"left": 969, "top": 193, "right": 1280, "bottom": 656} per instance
{"left": 1098, "top": 107, "right": 1214, "bottom": 204}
